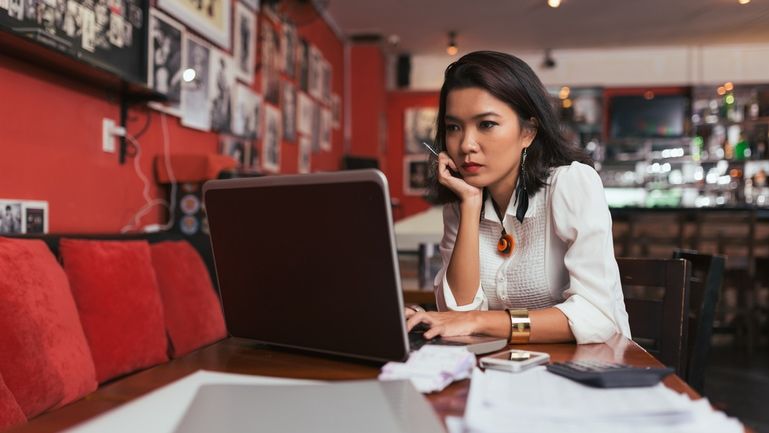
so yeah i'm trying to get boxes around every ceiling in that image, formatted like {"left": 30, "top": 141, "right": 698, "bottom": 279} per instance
{"left": 324, "top": 0, "right": 769, "bottom": 56}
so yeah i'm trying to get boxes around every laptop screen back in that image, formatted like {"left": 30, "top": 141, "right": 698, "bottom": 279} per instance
{"left": 203, "top": 170, "right": 409, "bottom": 362}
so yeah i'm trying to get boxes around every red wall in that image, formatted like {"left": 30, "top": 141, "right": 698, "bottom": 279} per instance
{"left": 349, "top": 44, "right": 386, "bottom": 163}
{"left": 0, "top": 8, "right": 344, "bottom": 233}
{"left": 386, "top": 90, "right": 439, "bottom": 221}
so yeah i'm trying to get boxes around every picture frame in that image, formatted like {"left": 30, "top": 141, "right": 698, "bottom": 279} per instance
{"left": 404, "top": 107, "right": 438, "bottom": 155}
{"left": 298, "top": 92, "right": 313, "bottom": 136}
{"left": 219, "top": 134, "right": 249, "bottom": 167}
{"left": 233, "top": 2, "right": 256, "bottom": 84}
{"left": 232, "top": 82, "right": 261, "bottom": 139}
{"left": 298, "top": 135, "right": 311, "bottom": 174}
{"left": 181, "top": 34, "right": 213, "bottom": 131}
{"left": 148, "top": 8, "right": 186, "bottom": 117}
{"left": 262, "top": 104, "right": 282, "bottom": 172}
{"left": 209, "top": 49, "right": 235, "bottom": 133}
{"left": 0, "top": 199, "right": 48, "bottom": 234}
{"left": 260, "top": 15, "right": 280, "bottom": 104}
{"left": 157, "top": 0, "right": 231, "bottom": 49}
{"left": 242, "top": 0, "right": 259, "bottom": 11}
{"left": 403, "top": 155, "right": 430, "bottom": 196}
{"left": 282, "top": 81, "right": 297, "bottom": 142}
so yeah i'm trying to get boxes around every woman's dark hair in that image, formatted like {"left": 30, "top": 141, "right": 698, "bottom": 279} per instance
{"left": 427, "top": 51, "right": 593, "bottom": 203}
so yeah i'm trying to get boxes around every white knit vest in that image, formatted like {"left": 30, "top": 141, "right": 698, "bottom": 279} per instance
{"left": 478, "top": 187, "right": 556, "bottom": 310}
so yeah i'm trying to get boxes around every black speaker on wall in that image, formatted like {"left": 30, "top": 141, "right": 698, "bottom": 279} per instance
{"left": 396, "top": 54, "right": 411, "bottom": 88}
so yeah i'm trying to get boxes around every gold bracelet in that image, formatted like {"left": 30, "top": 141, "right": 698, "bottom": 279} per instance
{"left": 505, "top": 308, "right": 531, "bottom": 344}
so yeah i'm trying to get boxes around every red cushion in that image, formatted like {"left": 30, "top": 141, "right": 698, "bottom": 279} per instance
{"left": 151, "top": 241, "right": 226, "bottom": 357}
{"left": 0, "top": 372, "right": 25, "bottom": 431}
{"left": 0, "top": 238, "right": 97, "bottom": 418}
{"left": 60, "top": 239, "right": 168, "bottom": 383}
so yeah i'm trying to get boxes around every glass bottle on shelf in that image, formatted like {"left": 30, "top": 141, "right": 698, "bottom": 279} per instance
{"left": 735, "top": 133, "right": 749, "bottom": 161}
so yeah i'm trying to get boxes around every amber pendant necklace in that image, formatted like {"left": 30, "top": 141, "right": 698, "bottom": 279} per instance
{"left": 490, "top": 197, "right": 514, "bottom": 256}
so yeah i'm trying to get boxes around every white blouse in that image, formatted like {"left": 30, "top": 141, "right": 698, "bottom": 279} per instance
{"left": 434, "top": 161, "right": 631, "bottom": 344}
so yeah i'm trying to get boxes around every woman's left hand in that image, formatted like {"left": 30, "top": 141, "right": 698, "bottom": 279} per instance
{"left": 406, "top": 311, "right": 479, "bottom": 339}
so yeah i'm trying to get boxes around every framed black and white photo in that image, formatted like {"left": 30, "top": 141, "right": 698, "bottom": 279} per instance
{"left": 209, "top": 49, "right": 235, "bottom": 133}
{"left": 262, "top": 104, "right": 282, "bottom": 172}
{"left": 233, "top": 2, "right": 256, "bottom": 84}
{"left": 320, "top": 107, "right": 331, "bottom": 151}
{"left": 308, "top": 44, "right": 322, "bottom": 100}
{"left": 321, "top": 58, "right": 332, "bottom": 103}
{"left": 298, "top": 135, "right": 311, "bottom": 174}
{"left": 158, "top": 0, "right": 231, "bottom": 49}
{"left": 23, "top": 201, "right": 49, "bottom": 234}
{"left": 297, "top": 38, "right": 309, "bottom": 91}
{"left": 404, "top": 107, "right": 438, "bottom": 154}
{"left": 181, "top": 35, "right": 213, "bottom": 131}
{"left": 298, "top": 92, "right": 313, "bottom": 137}
{"left": 219, "top": 134, "right": 248, "bottom": 167}
{"left": 242, "top": 0, "right": 259, "bottom": 11}
{"left": 232, "top": 82, "right": 261, "bottom": 139}
{"left": 282, "top": 81, "right": 297, "bottom": 142}
{"left": 148, "top": 9, "right": 186, "bottom": 116}
{"left": 0, "top": 200, "right": 23, "bottom": 234}
{"left": 260, "top": 15, "right": 280, "bottom": 104}
{"left": 281, "top": 20, "right": 297, "bottom": 77}
{"left": 403, "top": 155, "right": 430, "bottom": 196}
{"left": 0, "top": 200, "right": 48, "bottom": 234}
{"left": 310, "top": 100, "right": 321, "bottom": 153}
{"left": 331, "top": 93, "right": 340, "bottom": 129}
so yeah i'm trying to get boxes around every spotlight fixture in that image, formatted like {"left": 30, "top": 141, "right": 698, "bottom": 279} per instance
{"left": 548, "top": 0, "right": 561, "bottom": 8}
{"left": 541, "top": 49, "right": 556, "bottom": 69}
{"left": 447, "top": 31, "right": 458, "bottom": 56}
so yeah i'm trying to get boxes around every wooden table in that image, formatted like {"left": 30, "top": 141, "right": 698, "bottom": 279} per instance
{"left": 10, "top": 335, "right": 700, "bottom": 433}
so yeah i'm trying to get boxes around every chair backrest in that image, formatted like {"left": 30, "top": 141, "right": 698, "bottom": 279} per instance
{"left": 672, "top": 249, "right": 725, "bottom": 394}
{"left": 617, "top": 257, "right": 691, "bottom": 377}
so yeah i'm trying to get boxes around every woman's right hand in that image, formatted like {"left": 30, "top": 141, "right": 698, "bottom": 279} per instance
{"left": 437, "top": 152, "right": 482, "bottom": 204}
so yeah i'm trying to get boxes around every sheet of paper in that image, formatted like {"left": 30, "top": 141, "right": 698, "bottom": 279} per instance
{"left": 464, "top": 367, "right": 744, "bottom": 433}
{"left": 64, "top": 370, "right": 319, "bottom": 433}
{"left": 379, "top": 345, "right": 474, "bottom": 393}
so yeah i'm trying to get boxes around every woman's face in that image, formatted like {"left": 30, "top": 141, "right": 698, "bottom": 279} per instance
{"left": 444, "top": 87, "right": 535, "bottom": 192}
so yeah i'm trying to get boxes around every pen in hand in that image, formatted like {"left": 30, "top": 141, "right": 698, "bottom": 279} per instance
{"left": 421, "top": 141, "right": 440, "bottom": 157}
{"left": 424, "top": 141, "right": 462, "bottom": 179}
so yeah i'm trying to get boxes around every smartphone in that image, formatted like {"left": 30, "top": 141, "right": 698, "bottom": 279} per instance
{"left": 479, "top": 349, "right": 550, "bottom": 373}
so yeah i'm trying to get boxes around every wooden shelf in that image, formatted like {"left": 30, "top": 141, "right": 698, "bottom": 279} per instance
{"left": 0, "top": 29, "right": 163, "bottom": 100}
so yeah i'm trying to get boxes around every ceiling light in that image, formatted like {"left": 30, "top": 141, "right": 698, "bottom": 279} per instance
{"left": 548, "top": 0, "right": 561, "bottom": 8}
{"left": 447, "top": 31, "right": 458, "bottom": 56}
{"left": 738, "top": 0, "right": 750, "bottom": 4}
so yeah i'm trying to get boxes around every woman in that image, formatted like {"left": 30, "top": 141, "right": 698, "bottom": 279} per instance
{"left": 405, "top": 51, "right": 630, "bottom": 345}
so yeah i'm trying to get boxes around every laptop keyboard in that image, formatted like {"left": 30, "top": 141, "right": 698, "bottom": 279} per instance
{"left": 408, "top": 331, "right": 466, "bottom": 351}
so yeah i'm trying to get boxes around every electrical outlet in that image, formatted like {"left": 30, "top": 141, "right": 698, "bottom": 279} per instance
{"left": 102, "top": 118, "right": 116, "bottom": 153}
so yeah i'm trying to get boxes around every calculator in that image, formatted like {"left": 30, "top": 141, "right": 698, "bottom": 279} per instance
{"left": 546, "top": 360, "right": 674, "bottom": 388}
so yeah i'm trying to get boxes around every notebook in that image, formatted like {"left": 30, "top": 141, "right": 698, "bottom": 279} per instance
{"left": 203, "top": 170, "right": 506, "bottom": 362}
{"left": 172, "top": 380, "right": 445, "bottom": 433}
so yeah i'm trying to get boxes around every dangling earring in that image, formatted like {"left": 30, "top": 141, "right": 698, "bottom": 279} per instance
{"left": 514, "top": 148, "right": 529, "bottom": 223}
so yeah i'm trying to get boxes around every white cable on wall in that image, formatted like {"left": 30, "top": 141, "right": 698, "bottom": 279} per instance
{"left": 119, "top": 113, "right": 178, "bottom": 233}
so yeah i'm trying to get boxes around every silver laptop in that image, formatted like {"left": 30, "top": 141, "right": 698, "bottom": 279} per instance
{"left": 203, "top": 170, "right": 506, "bottom": 362}
{"left": 173, "top": 380, "right": 444, "bottom": 433}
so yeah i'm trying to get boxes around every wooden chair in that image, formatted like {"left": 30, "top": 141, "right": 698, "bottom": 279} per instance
{"left": 689, "top": 210, "right": 758, "bottom": 353}
{"left": 672, "top": 249, "right": 726, "bottom": 395}
{"left": 617, "top": 257, "right": 691, "bottom": 378}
